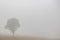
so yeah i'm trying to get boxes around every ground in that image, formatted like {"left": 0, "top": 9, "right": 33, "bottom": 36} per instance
{"left": 0, "top": 36, "right": 59, "bottom": 40}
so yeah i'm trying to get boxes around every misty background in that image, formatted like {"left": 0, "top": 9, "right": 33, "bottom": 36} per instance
{"left": 0, "top": 0, "right": 60, "bottom": 39}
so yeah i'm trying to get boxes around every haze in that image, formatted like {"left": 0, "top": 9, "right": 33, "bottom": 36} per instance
{"left": 0, "top": 0, "right": 60, "bottom": 39}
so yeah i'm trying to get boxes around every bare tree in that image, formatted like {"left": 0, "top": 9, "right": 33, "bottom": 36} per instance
{"left": 5, "top": 18, "right": 20, "bottom": 36}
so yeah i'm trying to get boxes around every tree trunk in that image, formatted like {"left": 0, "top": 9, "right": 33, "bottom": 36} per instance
{"left": 12, "top": 32, "right": 14, "bottom": 37}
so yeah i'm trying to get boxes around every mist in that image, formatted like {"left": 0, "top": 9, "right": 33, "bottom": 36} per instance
{"left": 0, "top": 0, "right": 60, "bottom": 39}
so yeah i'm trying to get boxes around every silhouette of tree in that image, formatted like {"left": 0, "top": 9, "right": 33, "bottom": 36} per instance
{"left": 5, "top": 18, "right": 20, "bottom": 36}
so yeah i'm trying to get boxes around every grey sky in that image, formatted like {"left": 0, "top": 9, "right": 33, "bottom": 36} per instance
{"left": 0, "top": 0, "right": 60, "bottom": 38}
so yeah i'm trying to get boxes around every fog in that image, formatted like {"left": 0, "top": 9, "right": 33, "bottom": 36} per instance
{"left": 0, "top": 0, "right": 60, "bottom": 39}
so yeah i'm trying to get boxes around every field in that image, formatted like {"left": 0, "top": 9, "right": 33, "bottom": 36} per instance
{"left": 0, "top": 36, "right": 60, "bottom": 40}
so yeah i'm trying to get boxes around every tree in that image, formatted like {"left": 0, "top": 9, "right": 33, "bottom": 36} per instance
{"left": 5, "top": 18, "right": 20, "bottom": 36}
